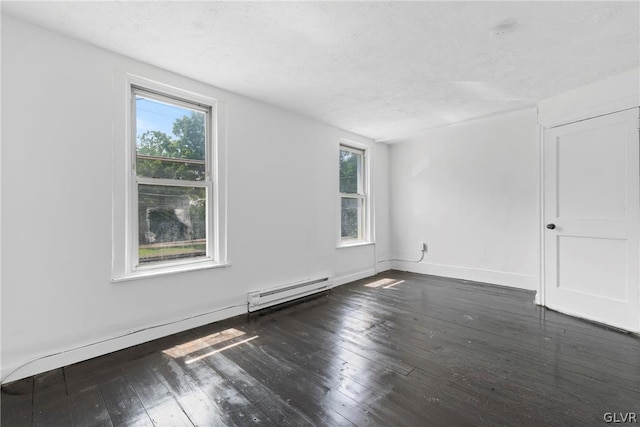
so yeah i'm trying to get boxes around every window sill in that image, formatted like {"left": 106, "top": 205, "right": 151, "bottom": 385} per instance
{"left": 112, "top": 260, "right": 231, "bottom": 283}
{"left": 337, "top": 241, "right": 375, "bottom": 249}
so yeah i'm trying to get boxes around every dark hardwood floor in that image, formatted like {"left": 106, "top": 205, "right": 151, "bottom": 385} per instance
{"left": 2, "top": 270, "right": 640, "bottom": 426}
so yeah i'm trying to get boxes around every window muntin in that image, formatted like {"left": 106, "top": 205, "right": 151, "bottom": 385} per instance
{"left": 339, "top": 145, "right": 366, "bottom": 242}
{"left": 132, "top": 87, "right": 213, "bottom": 268}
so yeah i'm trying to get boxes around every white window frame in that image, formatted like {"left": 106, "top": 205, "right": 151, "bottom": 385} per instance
{"left": 338, "top": 141, "right": 373, "bottom": 247}
{"left": 112, "top": 73, "right": 228, "bottom": 281}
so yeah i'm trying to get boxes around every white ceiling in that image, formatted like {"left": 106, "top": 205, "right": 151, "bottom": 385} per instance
{"left": 3, "top": 1, "right": 639, "bottom": 142}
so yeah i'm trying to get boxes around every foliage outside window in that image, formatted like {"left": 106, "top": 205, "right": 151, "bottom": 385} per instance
{"left": 133, "top": 88, "right": 212, "bottom": 266}
{"left": 339, "top": 145, "right": 367, "bottom": 243}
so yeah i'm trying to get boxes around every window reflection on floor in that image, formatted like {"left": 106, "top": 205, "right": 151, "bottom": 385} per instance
{"left": 364, "top": 278, "right": 405, "bottom": 289}
{"left": 163, "top": 327, "right": 258, "bottom": 363}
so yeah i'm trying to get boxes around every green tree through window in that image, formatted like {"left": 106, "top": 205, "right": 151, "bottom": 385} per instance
{"left": 339, "top": 145, "right": 365, "bottom": 242}
{"left": 134, "top": 92, "right": 209, "bottom": 264}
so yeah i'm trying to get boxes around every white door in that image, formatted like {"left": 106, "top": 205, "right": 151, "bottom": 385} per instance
{"left": 544, "top": 108, "right": 640, "bottom": 333}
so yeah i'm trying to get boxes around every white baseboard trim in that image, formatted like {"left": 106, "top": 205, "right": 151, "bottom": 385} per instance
{"left": 1, "top": 304, "right": 246, "bottom": 384}
{"left": 391, "top": 261, "right": 538, "bottom": 291}
{"left": 534, "top": 291, "right": 544, "bottom": 306}
{"left": 376, "top": 260, "right": 392, "bottom": 274}
{"left": 330, "top": 268, "right": 376, "bottom": 289}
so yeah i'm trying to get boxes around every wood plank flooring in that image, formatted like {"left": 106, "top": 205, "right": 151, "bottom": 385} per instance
{"left": 2, "top": 270, "right": 640, "bottom": 426}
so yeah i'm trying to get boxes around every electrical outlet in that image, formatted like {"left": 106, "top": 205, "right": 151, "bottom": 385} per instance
{"left": 421, "top": 242, "right": 427, "bottom": 252}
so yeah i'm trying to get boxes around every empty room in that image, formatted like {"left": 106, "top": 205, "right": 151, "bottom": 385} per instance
{"left": 1, "top": 1, "right": 639, "bottom": 426}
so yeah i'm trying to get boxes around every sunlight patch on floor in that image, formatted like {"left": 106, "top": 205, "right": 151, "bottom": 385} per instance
{"left": 163, "top": 328, "right": 246, "bottom": 358}
{"left": 364, "top": 278, "right": 405, "bottom": 289}
{"left": 383, "top": 280, "right": 404, "bottom": 289}
{"left": 185, "top": 336, "right": 260, "bottom": 364}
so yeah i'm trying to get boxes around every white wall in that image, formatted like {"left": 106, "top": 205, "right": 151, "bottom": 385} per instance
{"left": 374, "top": 143, "right": 392, "bottom": 274}
{"left": 538, "top": 68, "right": 639, "bottom": 127}
{"left": 388, "top": 108, "right": 540, "bottom": 289}
{"left": 0, "top": 16, "right": 389, "bottom": 381}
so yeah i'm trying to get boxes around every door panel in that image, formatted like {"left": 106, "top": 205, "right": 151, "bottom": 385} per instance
{"left": 557, "top": 236, "right": 627, "bottom": 301}
{"left": 556, "top": 123, "right": 627, "bottom": 219}
{"left": 544, "top": 108, "right": 640, "bottom": 332}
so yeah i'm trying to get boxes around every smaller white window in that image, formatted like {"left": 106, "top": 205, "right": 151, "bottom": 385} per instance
{"left": 339, "top": 144, "right": 370, "bottom": 245}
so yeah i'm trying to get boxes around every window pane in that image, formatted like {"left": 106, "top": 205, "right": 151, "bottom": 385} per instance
{"left": 339, "top": 149, "right": 362, "bottom": 194}
{"left": 138, "top": 184, "right": 207, "bottom": 264}
{"left": 341, "top": 197, "right": 362, "bottom": 240}
{"left": 136, "top": 95, "right": 206, "bottom": 180}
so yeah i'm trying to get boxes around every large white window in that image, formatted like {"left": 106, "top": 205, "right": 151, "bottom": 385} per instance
{"left": 113, "top": 74, "right": 227, "bottom": 281}
{"left": 133, "top": 87, "right": 212, "bottom": 267}
{"left": 339, "top": 144, "right": 370, "bottom": 245}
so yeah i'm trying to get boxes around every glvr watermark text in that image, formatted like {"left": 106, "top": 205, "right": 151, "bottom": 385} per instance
{"left": 604, "top": 413, "right": 637, "bottom": 424}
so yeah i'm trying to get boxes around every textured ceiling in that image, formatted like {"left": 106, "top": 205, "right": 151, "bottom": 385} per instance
{"left": 3, "top": 1, "right": 639, "bottom": 141}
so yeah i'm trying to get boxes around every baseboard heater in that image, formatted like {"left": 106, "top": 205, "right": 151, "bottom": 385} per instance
{"left": 247, "top": 277, "right": 330, "bottom": 312}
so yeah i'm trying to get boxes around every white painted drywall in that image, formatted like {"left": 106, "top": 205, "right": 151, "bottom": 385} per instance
{"left": 538, "top": 68, "right": 640, "bottom": 127}
{"left": 388, "top": 108, "right": 540, "bottom": 289}
{"left": 0, "top": 16, "right": 389, "bottom": 382}
{"left": 374, "top": 143, "right": 392, "bottom": 274}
